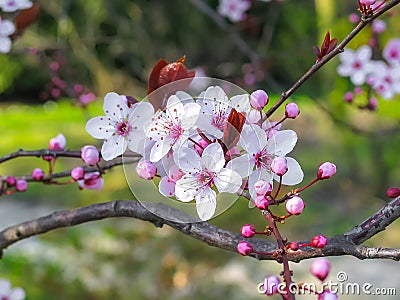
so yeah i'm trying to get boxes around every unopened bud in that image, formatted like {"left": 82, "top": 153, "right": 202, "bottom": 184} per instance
{"left": 286, "top": 196, "right": 305, "bottom": 215}
{"left": 32, "top": 168, "right": 45, "bottom": 181}
{"left": 71, "top": 167, "right": 85, "bottom": 181}
{"left": 136, "top": 160, "right": 157, "bottom": 180}
{"left": 386, "top": 187, "right": 400, "bottom": 198}
{"left": 237, "top": 241, "right": 253, "bottom": 256}
{"left": 254, "top": 195, "right": 269, "bottom": 210}
{"left": 311, "top": 258, "right": 330, "bottom": 281}
{"left": 16, "top": 179, "right": 28, "bottom": 192}
{"left": 285, "top": 103, "right": 300, "bottom": 119}
{"left": 241, "top": 224, "right": 256, "bottom": 238}
{"left": 311, "top": 235, "right": 328, "bottom": 248}
{"left": 254, "top": 180, "right": 272, "bottom": 196}
{"left": 271, "top": 157, "right": 288, "bottom": 176}
{"left": 317, "top": 162, "right": 336, "bottom": 180}
{"left": 250, "top": 90, "right": 269, "bottom": 110}
{"left": 81, "top": 145, "right": 100, "bottom": 166}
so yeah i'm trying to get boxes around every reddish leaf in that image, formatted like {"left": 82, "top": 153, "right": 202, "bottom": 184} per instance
{"left": 223, "top": 109, "right": 246, "bottom": 150}
{"left": 12, "top": 2, "right": 40, "bottom": 39}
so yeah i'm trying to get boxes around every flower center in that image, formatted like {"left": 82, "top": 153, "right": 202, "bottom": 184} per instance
{"left": 254, "top": 149, "right": 274, "bottom": 169}
{"left": 117, "top": 121, "right": 131, "bottom": 137}
{"left": 352, "top": 61, "right": 361, "bottom": 70}
{"left": 198, "top": 170, "right": 215, "bottom": 187}
{"left": 211, "top": 111, "right": 227, "bottom": 130}
{"left": 390, "top": 49, "right": 398, "bottom": 59}
{"left": 2, "top": 296, "right": 10, "bottom": 300}
{"left": 169, "top": 123, "right": 183, "bottom": 140}
{"left": 7, "top": 0, "right": 16, "bottom": 7}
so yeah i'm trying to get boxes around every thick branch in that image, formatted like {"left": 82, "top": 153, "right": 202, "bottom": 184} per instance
{"left": 1, "top": 199, "right": 399, "bottom": 262}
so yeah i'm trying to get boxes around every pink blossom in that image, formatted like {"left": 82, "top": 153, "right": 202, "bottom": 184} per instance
{"left": 311, "top": 235, "right": 328, "bottom": 248}
{"left": 78, "top": 172, "right": 104, "bottom": 190}
{"left": 271, "top": 157, "right": 288, "bottom": 176}
{"left": 32, "top": 168, "right": 45, "bottom": 181}
{"left": 0, "top": 0, "right": 32, "bottom": 12}
{"left": 254, "top": 195, "right": 269, "bottom": 210}
{"left": 81, "top": 145, "right": 100, "bottom": 166}
{"left": 372, "top": 20, "right": 386, "bottom": 34}
{"left": 79, "top": 92, "right": 96, "bottom": 106}
{"left": 71, "top": 167, "right": 85, "bottom": 181}
{"left": 250, "top": 90, "right": 269, "bottom": 110}
{"left": 383, "top": 38, "right": 400, "bottom": 66}
{"left": 359, "top": 0, "right": 376, "bottom": 5}
{"left": 6, "top": 176, "right": 16, "bottom": 187}
{"left": 240, "top": 224, "right": 256, "bottom": 238}
{"left": 311, "top": 258, "right": 331, "bottom": 281}
{"left": 285, "top": 103, "right": 300, "bottom": 119}
{"left": 15, "top": 179, "right": 28, "bottom": 192}
{"left": 386, "top": 187, "right": 400, "bottom": 198}
{"left": 136, "top": 160, "right": 157, "bottom": 180}
{"left": 367, "top": 97, "right": 378, "bottom": 111}
{"left": 0, "top": 278, "right": 26, "bottom": 300}
{"left": 254, "top": 179, "right": 272, "bottom": 196}
{"left": 158, "top": 165, "right": 184, "bottom": 197}
{"left": 348, "top": 13, "right": 359, "bottom": 24}
{"left": 194, "top": 139, "right": 209, "bottom": 156}
{"left": 337, "top": 46, "right": 373, "bottom": 85}
{"left": 237, "top": 241, "right": 253, "bottom": 256}
{"left": 286, "top": 196, "right": 305, "bottom": 215}
{"left": 49, "top": 133, "right": 66, "bottom": 151}
{"left": 317, "top": 162, "right": 336, "bottom": 180}
{"left": 218, "top": 0, "right": 251, "bottom": 23}
{"left": 344, "top": 92, "right": 353, "bottom": 103}
{"left": 263, "top": 276, "right": 280, "bottom": 296}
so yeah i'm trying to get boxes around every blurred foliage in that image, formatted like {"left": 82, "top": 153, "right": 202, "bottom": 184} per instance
{"left": 1, "top": 0, "right": 400, "bottom": 299}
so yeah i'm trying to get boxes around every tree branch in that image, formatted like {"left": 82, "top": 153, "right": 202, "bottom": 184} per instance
{"left": 1, "top": 197, "right": 399, "bottom": 261}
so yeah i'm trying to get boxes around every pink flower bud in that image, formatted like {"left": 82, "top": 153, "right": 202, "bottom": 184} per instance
{"left": 254, "top": 180, "right": 272, "bottom": 196}
{"left": 354, "top": 87, "right": 363, "bottom": 94}
{"left": 241, "top": 224, "right": 256, "bottom": 238}
{"left": 271, "top": 157, "right": 288, "bottom": 176}
{"left": 289, "top": 242, "right": 299, "bottom": 251}
{"left": 285, "top": 103, "right": 300, "bottom": 119}
{"left": 286, "top": 196, "right": 305, "bottom": 215}
{"left": 311, "top": 235, "right": 328, "bottom": 248}
{"left": 250, "top": 90, "right": 269, "bottom": 110}
{"left": 311, "top": 258, "right": 331, "bottom": 281}
{"left": 318, "top": 290, "right": 338, "bottom": 300}
{"left": 367, "top": 98, "right": 378, "bottom": 111}
{"left": 78, "top": 172, "right": 104, "bottom": 190}
{"left": 32, "top": 168, "right": 45, "bottom": 181}
{"left": 79, "top": 92, "right": 96, "bottom": 106}
{"left": 237, "top": 241, "right": 253, "bottom": 256}
{"left": 359, "top": 0, "right": 376, "bottom": 5}
{"left": 16, "top": 179, "right": 28, "bottom": 192}
{"left": 349, "top": 13, "right": 359, "bottom": 24}
{"left": 254, "top": 195, "right": 269, "bottom": 210}
{"left": 344, "top": 92, "right": 353, "bottom": 103}
{"left": 372, "top": 19, "right": 386, "bottom": 33}
{"left": 71, "top": 167, "right": 85, "bottom": 181}
{"left": 49, "top": 133, "right": 66, "bottom": 151}
{"left": 194, "top": 139, "right": 209, "bottom": 156}
{"left": 263, "top": 276, "right": 280, "bottom": 296}
{"left": 6, "top": 176, "right": 16, "bottom": 187}
{"left": 136, "top": 160, "right": 157, "bottom": 180}
{"left": 317, "top": 162, "right": 336, "bottom": 180}
{"left": 386, "top": 187, "right": 400, "bottom": 198}
{"left": 74, "top": 84, "right": 83, "bottom": 93}
{"left": 81, "top": 145, "right": 100, "bottom": 166}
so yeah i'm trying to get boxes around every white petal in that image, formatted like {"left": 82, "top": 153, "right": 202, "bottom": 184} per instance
{"left": 267, "top": 130, "right": 297, "bottom": 157}
{"left": 175, "top": 146, "right": 201, "bottom": 173}
{"left": 195, "top": 187, "right": 216, "bottom": 221}
{"left": 130, "top": 102, "right": 155, "bottom": 128}
{"left": 204, "top": 86, "right": 229, "bottom": 105}
{"left": 85, "top": 116, "right": 114, "bottom": 139}
{"left": 0, "top": 36, "right": 11, "bottom": 53}
{"left": 9, "top": 287, "right": 26, "bottom": 300}
{"left": 226, "top": 154, "right": 255, "bottom": 178}
{"left": 215, "top": 168, "right": 242, "bottom": 193}
{"left": 358, "top": 45, "right": 372, "bottom": 62}
{"left": 337, "top": 64, "right": 353, "bottom": 77}
{"left": 103, "top": 92, "right": 130, "bottom": 120}
{"left": 239, "top": 124, "right": 267, "bottom": 154}
{"left": 166, "top": 95, "right": 184, "bottom": 121}
{"left": 101, "top": 134, "right": 127, "bottom": 161}
{"left": 181, "top": 103, "right": 201, "bottom": 129}
{"left": 197, "top": 115, "right": 224, "bottom": 139}
{"left": 0, "top": 20, "right": 15, "bottom": 36}
{"left": 351, "top": 71, "right": 366, "bottom": 86}
{"left": 127, "top": 132, "right": 145, "bottom": 154}
{"left": 176, "top": 91, "right": 194, "bottom": 104}
{"left": 339, "top": 49, "right": 355, "bottom": 64}
{"left": 150, "top": 138, "right": 173, "bottom": 162}
{"left": 275, "top": 157, "right": 304, "bottom": 185}
{"left": 159, "top": 176, "right": 176, "bottom": 197}
{"left": 201, "top": 143, "right": 225, "bottom": 172}
{"left": 0, "top": 279, "right": 11, "bottom": 294}
{"left": 175, "top": 175, "right": 198, "bottom": 202}
{"left": 230, "top": 94, "right": 250, "bottom": 113}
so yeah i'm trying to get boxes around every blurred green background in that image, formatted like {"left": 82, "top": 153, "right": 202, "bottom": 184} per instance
{"left": 1, "top": 0, "right": 400, "bottom": 299}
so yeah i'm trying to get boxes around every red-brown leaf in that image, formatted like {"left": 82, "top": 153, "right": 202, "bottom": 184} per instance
{"left": 223, "top": 109, "right": 246, "bottom": 150}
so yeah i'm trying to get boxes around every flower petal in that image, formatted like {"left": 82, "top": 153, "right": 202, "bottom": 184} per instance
{"left": 248, "top": 168, "right": 273, "bottom": 199}
{"left": 103, "top": 92, "right": 130, "bottom": 120}
{"left": 181, "top": 103, "right": 201, "bottom": 129}
{"left": 267, "top": 130, "right": 297, "bottom": 157}
{"left": 0, "top": 20, "right": 15, "bottom": 36}
{"left": 274, "top": 157, "right": 304, "bottom": 185}
{"left": 239, "top": 124, "right": 268, "bottom": 154}
{"left": 226, "top": 154, "right": 255, "bottom": 178}
{"left": 195, "top": 187, "right": 216, "bottom": 221}
{"left": 175, "top": 146, "right": 201, "bottom": 173}
{"left": 175, "top": 175, "right": 198, "bottom": 202}
{"left": 230, "top": 94, "right": 250, "bottom": 113}
{"left": 0, "top": 36, "right": 11, "bottom": 53}
{"left": 159, "top": 176, "right": 176, "bottom": 197}
{"left": 358, "top": 45, "right": 372, "bottom": 62}
{"left": 150, "top": 138, "right": 173, "bottom": 162}
{"left": 130, "top": 102, "right": 155, "bottom": 128}
{"left": 201, "top": 143, "right": 225, "bottom": 172}
{"left": 215, "top": 168, "right": 242, "bottom": 193}
{"left": 166, "top": 95, "right": 184, "bottom": 121}
{"left": 9, "top": 287, "right": 26, "bottom": 300}
{"left": 101, "top": 134, "right": 127, "bottom": 161}
{"left": 86, "top": 116, "right": 114, "bottom": 139}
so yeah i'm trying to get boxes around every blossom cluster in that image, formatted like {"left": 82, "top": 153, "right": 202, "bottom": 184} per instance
{"left": 86, "top": 85, "right": 304, "bottom": 220}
